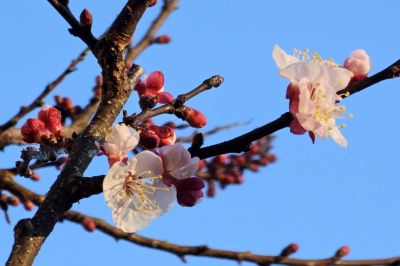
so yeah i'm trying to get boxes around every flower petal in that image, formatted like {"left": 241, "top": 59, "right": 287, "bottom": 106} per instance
{"left": 272, "top": 45, "right": 299, "bottom": 69}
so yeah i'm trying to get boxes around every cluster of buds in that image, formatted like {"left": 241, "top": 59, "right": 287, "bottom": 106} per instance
{"left": 21, "top": 106, "right": 64, "bottom": 145}
{"left": 137, "top": 119, "right": 176, "bottom": 149}
{"left": 198, "top": 136, "right": 276, "bottom": 197}
{"left": 134, "top": 71, "right": 174, "bottom": 109}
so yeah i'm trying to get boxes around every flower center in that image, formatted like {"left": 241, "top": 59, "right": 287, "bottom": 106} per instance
{"left": 293, "top": 48, "right": 338, "bottom": 67}
{"left": 123, "top": 171, "right": 170, "bottom": 212}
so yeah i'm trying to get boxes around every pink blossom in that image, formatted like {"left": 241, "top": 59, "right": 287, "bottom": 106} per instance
{"left": 159, "top": 143, "right": 205, "bottom": 207}
{"left": 273, "top": 45, "right": 353, "bottom": 147}
{"left": 102, "top": 124, "right": 140, "bottom": 167}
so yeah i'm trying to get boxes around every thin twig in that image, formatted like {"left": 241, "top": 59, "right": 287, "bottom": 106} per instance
{"left": 0, "top": 48, "right": 90, "bottom": 134}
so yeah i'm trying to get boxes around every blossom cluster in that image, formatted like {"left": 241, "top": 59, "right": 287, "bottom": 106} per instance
{"left": 273, "top": 45, "right": 371, "bottom": 147}
{"left": 101, "top": 124, "right": 204, "bottom": 232}
{"left": 21, "top": 106, "right": 63, "bottom": 144}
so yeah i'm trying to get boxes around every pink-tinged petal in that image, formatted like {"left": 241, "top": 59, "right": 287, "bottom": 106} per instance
{"left": 289, "top": 118, "right": 306, "bottom": 135}
{"left": 272, "top": 45, "right": 299, "bottom": 69}
{"left": 160, "top": 143, "right": 191, "bottom": 172}
{"left": 146, "top": 71, "right": 164, "bottom": 92}
{"left": 158, "top": 91, "right": 174, "bottom": 103}
{"left": 344, "top": 49, "right": 371, "bottom": 76}
{"left": 324, "top": 65, "right": 353, "bottom": 91}
{"left": 131, "top": 150, "right": 164, "bottom": 177}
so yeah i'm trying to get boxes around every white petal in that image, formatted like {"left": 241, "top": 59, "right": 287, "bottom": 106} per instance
{"left": 103, "top": 162, "right": 127, "bottom": 208}
{"left": 112, "top": 198, "right": 152, "bottom": 232}
{"left": 160, "top": 143, "right": 192, "bottom": 172}
{"left": 272, "top": 45, "right": 299, "bottom": 69}
{"left": 150, "top": 179, "right": 177, "bottom": 217}
{"left": 324, "top": 65, "right": 353, "bottom": 91}
{"left": 329, "top": 126, "right": 348, "bottom": 148}
{"left": 280, "top": 62, "right": 326, "bottom": 85}
{"left": 130, "top": 150, "right": 163, "bottom": 177}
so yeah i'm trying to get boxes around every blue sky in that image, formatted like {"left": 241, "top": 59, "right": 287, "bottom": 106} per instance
{"left": 1, "top": 1, "right": 400, "bottom": 265}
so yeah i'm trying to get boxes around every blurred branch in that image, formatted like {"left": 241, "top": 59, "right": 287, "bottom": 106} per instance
{"left": 1, "top": 170, "right": 399, "bottom": 266}
{"left": 126, "top": 0, "right": 179, "bottom": 63}
{"left": 0, "top": 48, "right": 90, "bottom": 134}
{"left": 176, "top": 121, "right": 251, "bottom": 143}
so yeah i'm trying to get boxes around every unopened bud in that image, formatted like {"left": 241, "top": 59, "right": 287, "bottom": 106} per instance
{"left": 23, "top": 201, "right": 34, "bottom": 211}
{"left": 280, "top": 243, "right": 299, "bottom": 257}
{"left": 38, "top": 106, "right": 63, "bottom": 137}
{"left": 83, "top": 218, "right": 96, "bottom": 232}
{"left": 139, "top": 129, "right": 160, "bottom": 149}
{"left": 148, "top": 0, "right": 157, "bottom": 7}
{"left": 335, "top": 245, "right": 350, "bottom": 258}
{"left": 30, "top": 172, "right": 40, "bottom": 181}
{"left": 177, "top": 106, "right": 207, "bottom": 128}
{"left": 344, "top": 49, "right": 371, "bottom": 77}
{"left": 80, "top": 9, "right": 93, "bottom": 27}
{"left": 154, "top": 34, "right": 171, "bottom": 44}
{"left": 21, "top": 118, "right": 50, "bottom": 143}
{"left": 7, "top": 197, "right": 20, "bottom": 206}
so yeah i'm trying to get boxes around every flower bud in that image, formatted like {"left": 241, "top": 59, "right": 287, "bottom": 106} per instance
{"left": 83, "top": 218, "right": 96, "bottom": 232}
{"left": 344, "top": 49, "right": 371, "bottom": 77}
{"left": 148, "top": 125, "right": 176, "bottom": 146}
{"left": 174, "top": 177, "right": 205, "bottom": 207}
{"left": 30, "top": 172, "right": 40, "bottom": 181}
{"left": 7, "top": 197, "right": 20, "bottom": 206}
{"left": 148, "top": 0, "right": 157, "bottom": 7}
{"left": 80, "top": 9, "right": 93, "bottom": 27}
{"left": 139, "top": 129, "right": 160, "bottom": 149}
{"left": 38, "top": 106, "right": 63, "bottom": 137}
{"left": 335, "top": 245, "right": 350, "bottom": 258}
{"left": 154, "top": 34, "right": 171, "bottom": 44}
{"left": 21, "top": 118, "right": 52, "bottom": 143}
{"left": 146, "top": 71, "right": 164, "bottom": 93}
{"left": 280, "top": 243, "right": 299, "bottom": 257}
{"left": 23, "top": 200, "right": 34, "bottom": 211}
{"left": 177, "top": 107, "right": 207, "bottom": 128}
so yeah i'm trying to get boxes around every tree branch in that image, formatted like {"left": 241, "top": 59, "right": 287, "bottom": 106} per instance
{"left": 126, "top": 0, "right": 179, "bottom": 63}
{"left": 0, "top": 48, "right": 90, "bottom": 134}
{"left": 1, "top": 171, "right": 399, "bottom": 266}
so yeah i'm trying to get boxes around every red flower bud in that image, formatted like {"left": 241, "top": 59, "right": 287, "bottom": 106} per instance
{"left": 83, "top": 218, "right": 96, "bottom": 232}
{"left": 146, "top": 71, "right": 164, "bottom": 93}
{"left": 30, "top": 172, "right": 40, "bottom": 181}
{"left": 148, "top": 0, "right": 157, "bottom": 7}
{"left": 80, "top": 9, "right": 93, "bottom": 27}
{"left": 7, "top": 197, "right": 20, "bottom": 206}
{"left": 336, "top": 245, "right": 350, "bottom": 258}
{"left": 148, "top": 125, "right": 176, "bottom": 146}
{"left": 23, "top": 200, "right": 34, "bottom": 211}
{"left": 174, "top": 177, "right": 205, "bottom": 207}
{"left": 139, "top": 129, "right": 160, "bottom": 149}
{"left": 154, "top": 34, "right": 171, "bottom": 44}
{"left": 280, "top": 243, "right": 299, "bottom": 257}
{"left": 21, "top": 118, "right": 52, "bottom": 143}
{"left": 38, "top": 106, "right": 63, "bottom": 137}
{"left": 183, "top": 107, "right": 207, "bottom": 128}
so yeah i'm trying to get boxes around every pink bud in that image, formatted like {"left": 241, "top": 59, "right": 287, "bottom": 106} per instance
{"left": 174, "top": 177, "right": 205, "bottom": 207}
{"left": 38, "top": 106, "right": 63, "bottom": 137}
{"left": 21, "top": 118, "right": 52, "bottom": 143}
{"left": 185, "top": 107, "right": 207, "bottom": 128}
{"left": 154, "top": 34, "right": 171, "bottom": 44}
{"left": 23, "top": 201, "right": 34, "bottom": 211}
{"left": 344, "top": 49, "right": 371, "bottom": 77}
{"left": 7, "top": 197, "right": 20, "bottom": 206}
{"left": 83, "top": 218, "right": 96, "bottom": 232}
{"left": 158, "top": 91, "right": 174, "bottom": 104}
{"left": 280, "top": 243, "right": 299, "bottom": 257}
{"left": 80, "top": 9, "right": 93, "bottom": 26}
{"left": 30, "top": 172, "right": 40, "bottom": 181}
{"left": 336, "top": 245, "right": 350, "bottom": 257}
{"left": 146, "top": 71, "right": 164, "bottom": 93}
{"left": 139, "top": 129, "right": 160, "bottom": 149}
{"left": 149, "top": 125, "right": 176, "bottom": 146}
{"left": 148, "top": 0, "right": 157, "bottom": 7}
